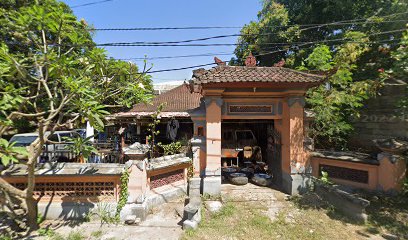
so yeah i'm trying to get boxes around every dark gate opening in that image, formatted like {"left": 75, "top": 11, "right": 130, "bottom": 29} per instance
{"left": 220, "top": 119, "right": 281, "bottom": 184}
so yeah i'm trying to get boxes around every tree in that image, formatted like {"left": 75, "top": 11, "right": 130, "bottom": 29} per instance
{"left": 0, "top": 1, "right": 152, "bottom": 232}
{"left": 232, "top": 0, "right": 408, "bottom": 148}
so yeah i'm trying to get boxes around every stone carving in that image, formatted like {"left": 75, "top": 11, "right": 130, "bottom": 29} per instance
{"left": 373, "top": 138, "right": 408, "bottom": 155}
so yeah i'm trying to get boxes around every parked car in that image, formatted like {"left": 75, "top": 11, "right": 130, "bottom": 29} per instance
{"left": 9, "top": 133, "right": 39, "bottom": 147}
{"left": 9, "top": 131, "right": 81, "bottom": 162}
{"left": 73, "top": 129, "right": 86, "bottom": 139}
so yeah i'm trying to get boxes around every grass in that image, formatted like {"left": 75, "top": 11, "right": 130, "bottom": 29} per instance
{"left": 364, "top": 194, "right": 408, "bottom": 238}
{"left": 90, "top": 230, "right": 103, "bottom": 239}
{"left": 183, "top": 190, "right": 408, "bottom": 240}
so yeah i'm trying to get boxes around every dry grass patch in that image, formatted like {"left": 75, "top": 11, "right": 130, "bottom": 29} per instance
{"left": 182, "top": 195, "right": 368, "bottom": 240}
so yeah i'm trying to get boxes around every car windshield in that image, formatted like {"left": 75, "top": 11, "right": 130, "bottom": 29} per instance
{"left": 10, "top": 136, "right": 38, "bottom": 146}
{"left": 236, "top": 131, "right": 254, "bottom": 140}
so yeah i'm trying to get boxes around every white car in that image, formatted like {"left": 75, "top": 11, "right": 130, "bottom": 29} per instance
{"left": 10, "top": 131, "right": 81, "bottom": 162}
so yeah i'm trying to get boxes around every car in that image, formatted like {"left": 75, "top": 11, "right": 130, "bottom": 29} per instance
{"left": 9, "top": 133, "right": 39, "bottom": 147}
{"left": 10, "top": 131, "right": 81, "bottom": 162}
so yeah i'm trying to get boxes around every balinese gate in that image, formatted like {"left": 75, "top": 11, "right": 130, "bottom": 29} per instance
{"left": 189, "top": 55, "right": 325, "bottom": 195}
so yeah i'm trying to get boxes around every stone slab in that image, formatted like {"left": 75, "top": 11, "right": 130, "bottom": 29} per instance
{"left": 202, "top": 176, "right": 221, "bottom": 196}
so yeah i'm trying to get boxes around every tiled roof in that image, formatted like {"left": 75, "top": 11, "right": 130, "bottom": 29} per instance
{"left": 127, "top": 83, "right": 202, "bottom": 113}
{"left": 191, "top": 66, "right": 325, "bottom": 85}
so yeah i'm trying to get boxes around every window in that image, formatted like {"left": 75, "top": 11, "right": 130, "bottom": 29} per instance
{"left": 10, "top": 136, "right": 38, "bottom": 147}
{"left": 59, "top": 133, "right": 71, "bottom": 142}
{"left": 48, "top": 134, "right": 59, "bottom": 142}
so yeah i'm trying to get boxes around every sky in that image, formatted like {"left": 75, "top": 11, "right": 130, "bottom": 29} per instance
{"left": 61, "top": 0, "right": 261, "bottom": 83}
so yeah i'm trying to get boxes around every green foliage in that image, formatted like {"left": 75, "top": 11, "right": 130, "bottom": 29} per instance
{"left": 147, "top": 103, "right": 165, "bottom": 159}
{"left": 66, "top": 231, "right": 85, "bottom": 240}
{"left": 232, "top": 0, "right": 408, "bottom": 149}
{"left": 320, "top": 171, "right": 332, "bottom": 185}
{"left": 88, "top": 202, "right": 118, "bottom": 225}
{"left": 115, "top": 169, "right": 130, "bottom": 219}
{"left": 38, "top": 228, "right": 55, "bottom": 237}
{"left": 63, "top": 136, "right": 98, "bottom": 161}
{"left": 304, "top": 45, "right": 333, "bottom": 71}
{"left": 390, "top": 31, "right": 408, "bottom": 114}
{"left": 0, "top": 137, "right": 27, "bottom": 165}
{"left": 158, "top": 141, "right": 182, "bottom": 156}
{"left": 403, "top": 177, "right": 408, "bottom": 196}
{"left": 0, "top": 0, "right": 152, "bottom": 134}
{"left": 0, "top": 0, "right": 151, "bottom": 231}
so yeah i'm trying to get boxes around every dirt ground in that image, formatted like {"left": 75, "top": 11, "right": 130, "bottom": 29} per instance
{"left": 22, "top": 183, "right": 406, "bottom": 240}
{"left": 29, "top": 198, "right": 185, "bottom": 240}
{"left": 183, "top": 183, "right": 390, "bottom": 240}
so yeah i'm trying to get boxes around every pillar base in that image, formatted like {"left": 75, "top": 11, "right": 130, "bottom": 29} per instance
{"left": 282, "top": 173, "right": 311, "bottom": 195}
{"left": 202, "top": 176, "right": 221, "bottom": 196}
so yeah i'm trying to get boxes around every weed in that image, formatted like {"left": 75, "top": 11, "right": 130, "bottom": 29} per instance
{"left": 320, "top": 171, "right": 333, "bottom": 185}
{"left": 66, "top": 231, "right": 85, "bottom": 240}
{"left": 38, "top": 228, "right": 54, "bottom": 236}
{"left": 212, "top": 203, "right": 235, "bottom": 219}
{"left": 88, "top": 202, "right": 119, "bottom": 225}
{"left": 0, "top": 234, "right": 12, "bottom": 240}
{"left": 90, "top": 230, "right": 103, "bottom": 238}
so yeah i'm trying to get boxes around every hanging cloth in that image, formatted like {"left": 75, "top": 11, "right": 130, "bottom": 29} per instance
{"left": 166, "top": 118, "right": 179, "bottom": 141}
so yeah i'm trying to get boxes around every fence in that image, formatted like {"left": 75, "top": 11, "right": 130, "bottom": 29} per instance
{"left": 40, "top": 142, "right": 121, "bottom": 163}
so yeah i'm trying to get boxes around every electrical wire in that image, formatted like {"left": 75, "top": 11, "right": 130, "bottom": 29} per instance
{"left": 94, "top": 28, "right": 407, "bottom": 47}
{"left": 70, "top": 0, "right": 114, "bottom": 9}
{"left": 119, "top": 38, "right": 402, "bottom": 74}
{"left": 86, "top": 11, "right": 408, "bottom": 31}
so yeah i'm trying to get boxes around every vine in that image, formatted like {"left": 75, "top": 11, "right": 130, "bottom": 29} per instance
{"left": 115, "top": 168, "right": 130, "bottom": 219}
{"left": 187, "top": 160, "right": 194, "bottom": 180}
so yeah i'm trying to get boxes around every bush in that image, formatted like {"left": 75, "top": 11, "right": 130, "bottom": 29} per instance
{"left": 158, "top": 142, "right": 182, "bottom": 156}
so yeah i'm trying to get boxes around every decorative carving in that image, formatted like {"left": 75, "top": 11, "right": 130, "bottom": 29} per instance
{"left": 229, "top": 105, "right": 272, "bottom": 113}
{"left": 214, "top": 57, "right": 226, "bottom": 66}
{"left": 11, "top": 181, "right": 116, "bottom": 200}
{"left": 288, "top": 96, "right": 306, "bottom": 107}
{"left": 150, "top": 169, "right": 184, "bottom": 189}
{"left": 319, "top": 164, "right": 369, "bottom": 184}
{"left": 245, "top": 52, "right": 256, "bottom": 67}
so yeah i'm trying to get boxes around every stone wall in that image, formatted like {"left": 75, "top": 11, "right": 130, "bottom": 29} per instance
{"left": 349, "top": 80, "right": 408, "bottom": 151}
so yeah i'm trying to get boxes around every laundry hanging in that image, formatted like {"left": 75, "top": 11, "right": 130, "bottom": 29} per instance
{"left": 166, "top": 118, "right": 179, "bottom": 141}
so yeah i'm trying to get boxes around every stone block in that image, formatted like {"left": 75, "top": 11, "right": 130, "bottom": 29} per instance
{"left": 183, "top": 219, "right": 198, "bottom": 230}
{"left": 205, "top": 201, "right": 222, "bottom": 213}
{"left": 120, "top": 202, "right": 148, "bottom": 222}
{"left": 281, "top": 173, "right": 311, "bottom": 195}
{"left": 192, "top": 208, "right": 201, "bottom": 223}
{"left": 315, "top": 182, "right": 369, "bottom": 223}
{"left": 184, "top": 201, "right": 200, "bottom": 220}
{"left": 202, "top": 176, "right": 221, "bottom": 196}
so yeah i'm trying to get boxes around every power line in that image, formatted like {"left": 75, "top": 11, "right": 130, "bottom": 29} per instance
{"left": 119, "top": 52, "right": 234, "bottom": 61}
{"left": 86, "top": 12, "right": 408, "bottom": 31}
{"left": 94, "top": 28, "right": 407, "bottom": 47}
{"left": 148, "top": 63, "right": 217, "bottom": 74}
{"left": 130, "top": 38, "right": 402, "bottom": 74}
{"left": 70, "top": 0, "right": 114, "bottom": 9}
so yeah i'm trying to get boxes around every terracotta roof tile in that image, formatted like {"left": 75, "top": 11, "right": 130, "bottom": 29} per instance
{"left": 191, "top": 66, "right": 324, "bottom": 85}
{"left": 128, "top": 83, "right": 202, "bottom": 113}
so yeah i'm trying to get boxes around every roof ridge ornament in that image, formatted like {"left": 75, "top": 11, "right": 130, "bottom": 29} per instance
{"left": 214, "top": 57, "right": 226, "bottom": 66}
{"left": 245, "top": 52, "right": 256, "bottom": 67}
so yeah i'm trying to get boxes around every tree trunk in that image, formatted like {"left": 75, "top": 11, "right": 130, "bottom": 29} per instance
{"left": 25, "top": 145, "right": 38, "bottom": 231}
{"left": 25, "top": 195, "right": 38, "bottom": 231}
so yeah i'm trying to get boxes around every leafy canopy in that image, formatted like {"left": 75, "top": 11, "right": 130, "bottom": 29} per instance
{"left": 232, "top": 0, "right": 408, "bottom": 148}
{"left": 0, "top": 0, "right": 152, "bottom": 164}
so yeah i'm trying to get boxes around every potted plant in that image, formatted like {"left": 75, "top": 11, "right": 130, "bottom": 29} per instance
{"left": 65, "top": 136, "right": 98, "bottom": 163}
